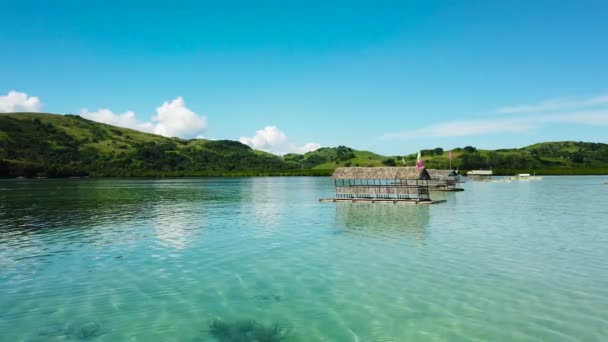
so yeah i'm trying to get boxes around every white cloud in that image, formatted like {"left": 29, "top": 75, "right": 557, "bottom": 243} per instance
{"left": 239, "top": 126, "right": 320, "bottom": 155}
{"left": 383, "top": 118, "right": 533, "bottom": 140}
{"left": 539, "top": 110, "right": 608, "bottom": 125}
{"left": 152, "top": 96, "right": 207, "bottom": 138}
{"left": 498, "top": 94, "right": 608, "bottom": 114}
{"left": 385, "top": 93, "right": 608, "bottom": 140}
{"left": 80, "top": 96, "right": 207, "bottom": 138}
{"left": 240, "top": 126, "right": 287, "bottom": 150}
{"left": 296, "top": 142, "right": 323, "bottom": 154}
{"left": 0, "top": 90, "right": 42, "bottom": 113}
{"left": 383, "top": 110, "right": 608, "bottom": 140}
{"left": 80, "top": 108, "right": 155, "bottom": 132}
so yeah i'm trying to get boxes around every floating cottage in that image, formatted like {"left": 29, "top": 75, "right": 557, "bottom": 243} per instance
{"left": 427, "top": 169, "right": 464, "bottom": 191}
{"left": 320, "top": 167, "right": 445, "bottom": 204}
{"left": 466, "top": 170, "right": 493, "bottom": 180}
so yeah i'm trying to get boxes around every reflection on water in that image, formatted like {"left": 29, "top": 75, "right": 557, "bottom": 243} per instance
{"left": 151, "top": 203, "right": 201, "bottom": 250}
{"left": 242, "top": 177, "right": 284, "bottom": 228}
{"left": 334, "top": 202, "right": 429, "bottom": 244}
{"left": 0, "top": 179, "right": 242, "bottom": 250}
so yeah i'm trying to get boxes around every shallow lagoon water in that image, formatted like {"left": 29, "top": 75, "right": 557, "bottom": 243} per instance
{"left": 0, "top": 176, "right": 607, "bottom": 341}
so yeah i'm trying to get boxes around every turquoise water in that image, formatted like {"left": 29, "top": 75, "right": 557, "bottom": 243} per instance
{"left": 1, "top": 177, "right": 607, "bottom": 341}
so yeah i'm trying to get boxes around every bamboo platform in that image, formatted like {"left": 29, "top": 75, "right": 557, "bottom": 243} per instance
{"left": 319, "top": 198, "right": 446, "bottom": 205}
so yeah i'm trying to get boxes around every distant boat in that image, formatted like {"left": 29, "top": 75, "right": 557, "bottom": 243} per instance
{"left": 507, "top": 173, "right": 543, "bottom": 181}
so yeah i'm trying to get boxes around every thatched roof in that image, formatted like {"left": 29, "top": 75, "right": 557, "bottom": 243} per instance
{"left": 428, "top": 169, "right": 458, "bottom": 180}
{"left": 331, "top": 167, "right": 431, "bottom": 180}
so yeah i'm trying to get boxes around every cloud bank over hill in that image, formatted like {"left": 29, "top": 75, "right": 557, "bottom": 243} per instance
{"left": 79, "top": 108, "right": 155, "bottom": 133}
{"left": 1, "top": 90, "right": 320, "bottom": 154}
{"left": 1, "top": 90, "right": 208, "bottom": 139}
{"left": 5, "top": 89, "right": 605, "bottom": 152}
{"left": 81, "top": 96, "right": 207, "bottom": 139}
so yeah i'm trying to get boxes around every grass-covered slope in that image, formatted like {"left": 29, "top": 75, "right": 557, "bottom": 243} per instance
{"left": 0, "top": 113, "right": 300, "bottom": 177}
{"left": 284, "top": 146, "right": 389, "bottom": 169}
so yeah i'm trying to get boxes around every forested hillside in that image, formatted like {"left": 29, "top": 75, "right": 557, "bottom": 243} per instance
{"left": 284, "top": 143, "right": 608, "bottom": 174}
{"left": 1, "top": 113, "right": 607, "bottom": 177}
{"left": 407, "top": 143, "right": 608, "bottom": 174}
{"left": 0, "top": 113, "right": 299, "bottom": 177}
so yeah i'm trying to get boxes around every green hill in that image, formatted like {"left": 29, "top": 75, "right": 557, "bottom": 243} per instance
{"left": 283, "top": 143, "right": 608, "bottom": 175}
{"left": 284, "top": 146, "right": 389, "bottom": 169}
{"left": 1, "top": 113, "right": 607, "bottom": 177}
{"left": 392, "top": 143, "right": 608, "bottom": 175}
{"left": 0, "top": 113, "right": 300, "bottom": 177}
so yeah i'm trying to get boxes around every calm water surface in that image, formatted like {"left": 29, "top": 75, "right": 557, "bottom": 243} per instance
{"left": 1, "top": 177, "right": 607, "bottom": 341}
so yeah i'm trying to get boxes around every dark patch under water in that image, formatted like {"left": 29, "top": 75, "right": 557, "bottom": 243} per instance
{"left": 252, "top": 294, "right": 282, "bottom": 302}
{"left": 37, "top": 321, "right": 105, "bottom": 340}
{"left": 208, "top": 319, "right": 291, "bottom": 342}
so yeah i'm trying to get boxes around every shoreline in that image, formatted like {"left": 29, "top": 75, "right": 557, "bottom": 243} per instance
{"left": 2, "top": 169, "right": 608, "bottom": 180}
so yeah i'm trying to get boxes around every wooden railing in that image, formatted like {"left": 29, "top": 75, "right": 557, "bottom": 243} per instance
{"left": 335, "top": 184, "right": 431, "bottom": 201}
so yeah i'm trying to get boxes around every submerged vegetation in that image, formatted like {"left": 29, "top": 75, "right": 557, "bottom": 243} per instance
{"left": 208, "top": 319, "right": 291, "bottom": 342}
{"left": 1, "top": 113, "right": 607, "bottom": 177}
{"left": 37, "top": 320, "right": 106, "bottom": 340}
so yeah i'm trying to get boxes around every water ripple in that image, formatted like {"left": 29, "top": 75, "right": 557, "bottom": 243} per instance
{"left": 0, "top": 177, "right": 607, "bottom": 341}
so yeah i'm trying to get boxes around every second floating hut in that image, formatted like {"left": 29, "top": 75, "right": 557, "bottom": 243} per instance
{"left": 427, "top": 169, "right": 464, "bottom": 191}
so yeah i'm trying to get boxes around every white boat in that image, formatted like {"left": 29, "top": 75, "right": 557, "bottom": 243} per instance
{"left": 507, "top": 173, "right": 543, "bottom": 181}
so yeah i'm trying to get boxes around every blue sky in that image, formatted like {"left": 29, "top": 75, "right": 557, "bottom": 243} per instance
{"left": 1, "top": 1, "right": 607, "bottom": 155}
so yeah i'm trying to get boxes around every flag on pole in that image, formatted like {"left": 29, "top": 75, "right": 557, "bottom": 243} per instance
{"left": 448, "top": 150, "right": 453, "bottom": 169}
{"left": 416, "top": 150, "right": 423, "bottom": 169}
